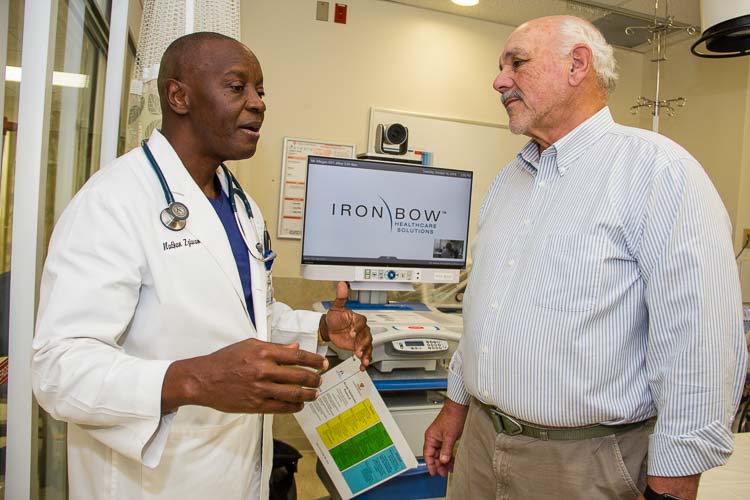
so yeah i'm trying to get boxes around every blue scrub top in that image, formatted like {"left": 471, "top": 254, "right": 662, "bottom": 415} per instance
{"left": 207, "top": 177, "right": 255, "bottom": 327}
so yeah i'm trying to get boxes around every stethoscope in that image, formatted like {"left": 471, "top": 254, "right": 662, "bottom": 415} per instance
{"left": 142, "top": 140, "right": 277, "bottom": 266}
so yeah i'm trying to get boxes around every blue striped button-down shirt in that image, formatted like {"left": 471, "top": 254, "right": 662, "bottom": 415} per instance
{"left": 448, "top": 106, "right": 748, "bottom": 476}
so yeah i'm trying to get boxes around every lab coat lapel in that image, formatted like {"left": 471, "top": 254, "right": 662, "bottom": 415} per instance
{"left": 145, "top": 131, "right": 250, "bottom": 323}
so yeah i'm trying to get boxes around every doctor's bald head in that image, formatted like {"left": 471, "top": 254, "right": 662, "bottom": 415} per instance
{"left": 158, "top": 32, "right": 253, "bottom": 115}
{"left": 157, "top": 32, "right": 266, "bottom": 162}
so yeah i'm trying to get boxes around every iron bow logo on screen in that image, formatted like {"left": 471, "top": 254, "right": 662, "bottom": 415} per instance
{"left": 329, "top": 196, "right": 446, "bottom": 235}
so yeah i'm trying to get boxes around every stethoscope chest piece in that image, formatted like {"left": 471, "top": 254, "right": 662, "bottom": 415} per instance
{"left": 160, "top": 201, "right": 189, "bottom": 231}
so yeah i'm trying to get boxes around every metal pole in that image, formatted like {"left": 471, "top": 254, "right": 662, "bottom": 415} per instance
{"left": 54, "top": 0, "right": 86, "bottom": 221}
{"left": 0, "top": 0, "right": 9, "bottom": 180}
{"left": 99, "top": 0, "right": 129, "bottom": 164}
{"left": 6, "top": 0, "right": 58, "bottom": 498}
{"left": 651, "top": 31, "right": 662, "bottom": 132}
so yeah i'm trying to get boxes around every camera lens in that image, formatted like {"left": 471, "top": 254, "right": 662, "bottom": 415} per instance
{"left": 385, "top": 124, "right": 407, "bottom": 145}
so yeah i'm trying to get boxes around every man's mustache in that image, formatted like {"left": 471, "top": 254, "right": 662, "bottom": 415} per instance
{"left": 501, "top": 89, "right": 523, "bottom": 105}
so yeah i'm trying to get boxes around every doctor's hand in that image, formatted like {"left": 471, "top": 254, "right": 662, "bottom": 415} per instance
{"left": 161, "top": 338, "right": 328, "bottom": 415}
{"left": 319, "top": 281, "right": 373, "bottom": 371}
{"left": 424, "top": 400, "right": 469, "bottom": 477}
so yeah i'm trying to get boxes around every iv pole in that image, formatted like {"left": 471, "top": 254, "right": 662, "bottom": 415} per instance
{"left": 626, "top": 0, "right": 697, "bottom": 133}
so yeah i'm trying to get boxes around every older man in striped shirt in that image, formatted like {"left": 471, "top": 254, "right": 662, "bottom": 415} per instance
{"left": 423, "top": 15, "right": 748, "bottom": 500}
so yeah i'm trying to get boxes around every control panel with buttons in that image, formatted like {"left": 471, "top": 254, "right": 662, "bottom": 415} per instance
{"left": 359, "top": 267, "right": 422, "bottom": 281}
{"left": 391, "top": 338, "right": 449, "bottom": 354}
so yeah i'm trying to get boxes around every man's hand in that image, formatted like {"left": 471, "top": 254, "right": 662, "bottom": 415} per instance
{"left": 161, "top": 338, "right": 328, "bottom": 414}
{"left": 319, "top": 281, "right": 373, "bottom": 371}
{"left": 424, "top": 399, "right": 470, "bottom": 477}
{"left": 636, "top": 475, "right": 701, "bottom": 500}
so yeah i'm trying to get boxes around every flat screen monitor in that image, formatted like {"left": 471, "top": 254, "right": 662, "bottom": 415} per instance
{"left": 301, "top": 155, "right": 473, "bottom": 286}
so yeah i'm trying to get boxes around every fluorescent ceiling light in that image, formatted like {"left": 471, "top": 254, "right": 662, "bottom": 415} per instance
{"left": 5, "top": 66, "right": 21, "bottom": 82}
{"left": 5, "top": 66, "right": 89, "bottom": 88}
{"left": 452, "top": 0, "right": 479, "bottom": 6}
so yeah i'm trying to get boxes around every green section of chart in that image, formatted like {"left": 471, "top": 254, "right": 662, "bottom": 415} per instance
{"left": 328, "top": 422, "right": 393, "bottom": 471}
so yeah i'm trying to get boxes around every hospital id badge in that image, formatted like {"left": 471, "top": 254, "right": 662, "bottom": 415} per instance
{"left": 265, "top": 270, "right": 274, "bottom": 306}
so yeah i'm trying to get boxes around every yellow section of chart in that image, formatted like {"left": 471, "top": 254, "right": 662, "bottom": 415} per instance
{"left": 316, "top": 399, "right": 380, "bottom": 449}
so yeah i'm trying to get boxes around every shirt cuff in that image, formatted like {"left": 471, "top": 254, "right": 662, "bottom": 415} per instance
{"left": 648, "top": 420, "right": 735, "bottom": 476}
{"left": 274, "top": 328, "right": 318, "bottom": 354}
{"left": 447, "top": 352, "right": 472, "bottom": 406}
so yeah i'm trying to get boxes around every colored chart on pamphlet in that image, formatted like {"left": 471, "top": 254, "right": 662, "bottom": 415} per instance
{"left": 316, "top": 400, "right": 405, "bottom": 492}
{"left": 295, "top": 356, "right": 417, "bottom": 499}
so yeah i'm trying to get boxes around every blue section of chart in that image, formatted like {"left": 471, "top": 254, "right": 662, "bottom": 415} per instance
{"left": 341, "top": 445, "right": 406, "bottom": 494}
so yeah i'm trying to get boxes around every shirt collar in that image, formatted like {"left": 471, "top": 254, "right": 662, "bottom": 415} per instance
{"left": 516, "top": 106, "right": 615, "bottom": 177}
{"left": 517, "top": 141, "right": 541, "bottom": 175}
{"left": 145, "top": 129, "right": 226, "bottom": 197}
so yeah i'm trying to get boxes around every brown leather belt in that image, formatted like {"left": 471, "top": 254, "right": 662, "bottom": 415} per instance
{"left": 480, "top": 402, "right": 646, "bottom": 441}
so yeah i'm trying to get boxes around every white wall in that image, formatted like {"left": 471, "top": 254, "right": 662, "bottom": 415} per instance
{"left": 128, "top": 0, "right": 142, "bottom": 41}
{"left": 740, "top": 61, "right": 750, "bottom": 243}
{"left": 639, "top": 36, "right": 750, "bottom": 242}
{"left": 237, "top": 0, "right": 643, "bottom": 278}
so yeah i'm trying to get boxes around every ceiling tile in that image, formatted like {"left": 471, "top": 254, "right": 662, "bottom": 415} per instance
{"left": 381, "top": 0, "right": 701, "bottom": 50}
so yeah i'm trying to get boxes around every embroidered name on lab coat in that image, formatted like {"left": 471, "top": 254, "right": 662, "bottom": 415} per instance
{"left": 162, "top": 238, "right": 201, "bottom": 251}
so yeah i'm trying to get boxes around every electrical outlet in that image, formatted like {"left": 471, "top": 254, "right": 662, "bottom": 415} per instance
{"left": 744, "top": 228, "right": 750, "bottom": 246}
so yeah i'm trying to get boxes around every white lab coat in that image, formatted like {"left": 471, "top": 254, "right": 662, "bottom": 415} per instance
{"left": 31, "top": 129, "right": 321, "bottom": 499}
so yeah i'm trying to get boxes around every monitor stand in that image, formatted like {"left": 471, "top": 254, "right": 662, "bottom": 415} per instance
{"left": 349, "top": 281, "right": 414, "bottom": 305}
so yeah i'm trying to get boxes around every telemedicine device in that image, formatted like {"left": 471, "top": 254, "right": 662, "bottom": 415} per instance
{"left": 301, "top": 155, "right": 471, "bottom": 372}
{"left": 303, "top": 154, "right": 472, "bottom": 499}
{"left": 301, "top": 156, "right": 472, "bottom": 287}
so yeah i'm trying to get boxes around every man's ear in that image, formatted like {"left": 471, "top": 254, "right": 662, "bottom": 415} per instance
{"left": 165, "top": 79, "right": 189, "bottom": 115}
{"left": 568, "top": 44, "right": 593, "bottom": 87}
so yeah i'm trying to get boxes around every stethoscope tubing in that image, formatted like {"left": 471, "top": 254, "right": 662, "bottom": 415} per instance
{"left": 221, "top": 165, "right": 276, "bottom": 264}
{"left": 142, "top": 139, "right": 174, "bottom": 204}
{"left": 141, "top": 140, "right": 276, "bottom": 265}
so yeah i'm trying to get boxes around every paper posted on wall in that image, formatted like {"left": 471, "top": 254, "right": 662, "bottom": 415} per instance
{"left": 294, "top": 356, "right": 418, "bottom": 498}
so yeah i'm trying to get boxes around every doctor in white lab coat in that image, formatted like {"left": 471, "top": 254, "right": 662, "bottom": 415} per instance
{"left": 31, "top": 32, "right": 372, "bottom": 499}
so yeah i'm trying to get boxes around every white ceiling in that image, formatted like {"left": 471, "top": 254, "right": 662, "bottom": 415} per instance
{"left": 381, "top": 0, "right": 701, "bottom": 49}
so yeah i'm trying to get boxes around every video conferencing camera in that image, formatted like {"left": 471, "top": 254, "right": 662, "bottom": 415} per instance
{"left": 375, "top": 123, "right": 409, "bottom": 155}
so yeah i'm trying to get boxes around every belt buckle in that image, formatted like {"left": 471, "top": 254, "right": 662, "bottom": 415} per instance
{"left": 492, "top": 409, "right": 524, "bottom": 436}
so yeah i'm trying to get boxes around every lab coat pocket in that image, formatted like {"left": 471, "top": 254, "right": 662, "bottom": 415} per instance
{"left": 532, "top": 233, "right": 605, "bottom": 312}
{"left": 139, "top": 415, "right": 260, "bottom": 500}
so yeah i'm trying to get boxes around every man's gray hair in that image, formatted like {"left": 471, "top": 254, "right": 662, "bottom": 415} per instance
{"left": 558, "top": 17, "right": 618, "bottom": 95}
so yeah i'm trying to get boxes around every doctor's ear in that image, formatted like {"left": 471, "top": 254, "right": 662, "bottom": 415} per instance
{"left": 165, "top": 79, "right": 190, "bottom": 116}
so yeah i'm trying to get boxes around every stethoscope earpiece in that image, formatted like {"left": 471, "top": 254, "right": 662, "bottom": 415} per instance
{"left": 160, "top": 201, "right": 189, "bottom": 231}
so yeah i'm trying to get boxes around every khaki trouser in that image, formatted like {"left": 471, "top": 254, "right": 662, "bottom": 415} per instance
{"left": 449, "top": 399, "right": 649, "bottom": 500}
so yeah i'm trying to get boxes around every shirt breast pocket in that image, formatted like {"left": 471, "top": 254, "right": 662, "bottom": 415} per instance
{"left": 533, "top": 233, "right": 606, "bottom": 312}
